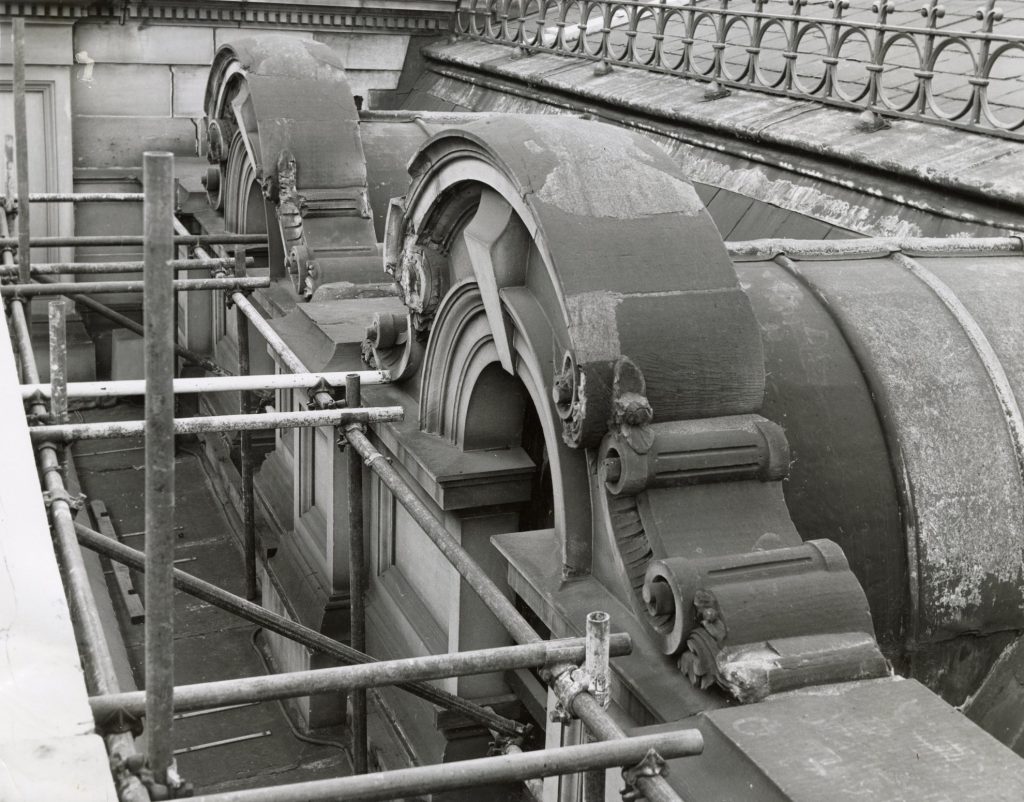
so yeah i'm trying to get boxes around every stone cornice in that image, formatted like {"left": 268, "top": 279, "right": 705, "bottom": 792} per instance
{"left": 0, "top": 1, "right": 453, "bottom": 32}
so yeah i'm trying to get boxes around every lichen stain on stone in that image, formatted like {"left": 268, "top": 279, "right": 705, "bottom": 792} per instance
{"left": 671, "top": 151, "right": 925, "bottom": 239}
{"left": 530, "top": 123, "right": 703, "bottom": 219}
{"left": 566, "top": 291, "right": 621, "bottom": 363}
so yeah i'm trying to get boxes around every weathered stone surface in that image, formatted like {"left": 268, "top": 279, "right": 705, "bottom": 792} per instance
{"left": 74, "top": 22, "right": 214, "bottom": 65}
{"left": 658, "top": 679, "right": 1024, "bottom": 801}
{"left": 313, "top": 33, "right": 410, "bottom": 71}
{"left": 345, "top": 68, "right": 402, "bottom": 99}
{"left": 72, "top": 115, "right": 196, "bottom": 168}
{"left": 0, "top": 21, "right": 73, "bottom": 65}
{"left": 171, "top": 65, "right": 207, "bottom": 117}
{"left": 71, "top": 63, "right": 171, "bottom": 116}
{"left": 212, "top": 27, "right": 313, "bottom": 50}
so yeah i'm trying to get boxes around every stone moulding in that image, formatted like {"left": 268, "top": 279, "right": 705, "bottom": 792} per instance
{"left": 0, "top": 2, "right": 453, "bottom": 32}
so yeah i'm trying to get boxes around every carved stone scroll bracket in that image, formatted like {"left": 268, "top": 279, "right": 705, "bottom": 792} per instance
{"left": 644, "top": 540, "right": 889, "bottom": 701}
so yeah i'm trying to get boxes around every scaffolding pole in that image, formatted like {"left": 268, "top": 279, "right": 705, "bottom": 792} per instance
{"left": 28, "top": 192, "right": 145, "bottom": 202}
{"left": 74, "top": 523, "right": 528, "bottom": 738}
{"left": 47, "top": 298, "right": 69, "bottom": 425}
{"left": 29, "top": 406, "right": 405, "bottom": 443}
{"left": 0, "top": 256, "right": 255, "bottom": 276}
{"left": 1, "top": 276, "right": 270, "bottom": 297}
{"left": 21, "top": 370, "right": 390, "bottom": 400}
{"left": 234, "top": 248, "right": 258, "bottom": 602}
{"left": 12, "top": 17, "right": 30, "bottom": 285}
{"left": 184, "top": 731, "right": 703, "bottom": 802}
{"left": 343, "top": 428, "right": 685, "bottom": 802}
{"left": 3, "top": 211, "right": 150, "bottom": 802}
{"left": 0, "top": 232, "right": 267, "bottom": 249}
{"left": 142, "top": 151, "right": 177, "bottom": 787}
{"left": 88, "top": 635, "right": 632, "bottom": 719}
{"left": 346, "top": 373, "right": 367, "bottom": 774}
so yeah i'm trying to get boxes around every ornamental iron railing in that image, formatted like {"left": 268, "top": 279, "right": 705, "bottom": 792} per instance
{"left": 454, "top": 0, "right": 1024, "bottom": 138}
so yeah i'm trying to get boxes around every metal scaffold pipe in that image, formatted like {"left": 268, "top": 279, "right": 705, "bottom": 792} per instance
{"left": 346, "top": 373, "right": 368, "bottom": 774}
{"left": 12, "top": 17, "right": 31, "bottom": 285}
{"left": 343, "top": 428, "right": 685, "bottom": 802}
{"left": 20, "top": 370, "right": 390, "bottom": 400}
{"left": 142, "top": 151, "right": 177, "bottom": 787}
{"left": 584, "top": 611, "right": 611, "bottom": 802}
{"left": 0, "top": 256, "right": 255, "bottom": 276}
{"left": 184, "top": 731, "right": 703, "bottom": 802}
{"left": 88, "top": 635, "right": 633, "bottom": 719}
{"left": 73, "top": 523, "right": 528, "bottom": 737}
{"left": 234, "top": 248, "right": 258, "bottom": 602}
{"left": 29, "top": 406, "right": 405, "bottom": 443}
{"left": 28, "top": 192, "right": 145, "bottom": 202}
{"left": 0, "top": 216, "right": 33, "bottom": 373}
{"left": 47, "top": 298, "right": 69, "bottom": 425}
{"left": 0, "top": 232, "right": 267, "bottom": 249}
{"left": 0, "top": 276, "right": 270, "bottom": 297}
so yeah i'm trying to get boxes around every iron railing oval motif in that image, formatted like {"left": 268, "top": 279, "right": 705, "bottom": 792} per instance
{"left": 454, "top": 0, "right": 1024, "bottom": 138}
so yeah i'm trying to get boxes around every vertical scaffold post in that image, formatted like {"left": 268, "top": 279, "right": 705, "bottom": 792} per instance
{"left": 143, "top": 151, "right": 178, "bottom": 788}
{"left": 235, "top": 247, "right": 258, "bottom": 602}
{"left": 12, "top": 17, "right": 31, "bottom": 285}
{"left": 48, "top": 297, "right": 69, "bottom": 425}
{"left": 583, "top": 611, "right": 611, "bottom": 802}
{"left": 346, "top": 372, "right": 368, "bottom": 774}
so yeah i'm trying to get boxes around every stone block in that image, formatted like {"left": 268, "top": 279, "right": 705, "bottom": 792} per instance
{"left": 74, "top": 22, "right": 214, "bottom": 65}
{"left": 110, "top": 328, "right": 145, "bottom": 381}
{"left": 213, "top": 28, "right": 312, "bottom": 50}
{"left": 72, "top": 115, "right": 196, "bottom": 169}
{"left": 312, "top": 33, "right": 410, "bottom": 71}
{"left": 71, "top": 63, "right": 171, "bottom": 117}
{"left": 74, "top": 199, "right": 144, "bottom": 240}
{"left": 0, "top": 22, "right": 74, "bottom": 66}
{"left": 346, "top": 69, "right": 402, "bottom": 103}
{"left": 172, "top": 65, "right": 208, "bottom": 117}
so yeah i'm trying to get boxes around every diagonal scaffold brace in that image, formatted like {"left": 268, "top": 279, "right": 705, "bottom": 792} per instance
{"left": 74, "top": 523, "right": 530, "bottom": 739}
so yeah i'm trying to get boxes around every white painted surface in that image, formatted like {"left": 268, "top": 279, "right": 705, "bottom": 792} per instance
{"left": 0, "top": 736, "right": 117, "bottom": 802}
{"left": 0, "top": 310, "right": 115, "bottom": 797}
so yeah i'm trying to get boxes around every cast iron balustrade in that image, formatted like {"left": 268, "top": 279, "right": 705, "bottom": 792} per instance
{"left": 454, "top": 0, "right": 1024, "bottom": 138}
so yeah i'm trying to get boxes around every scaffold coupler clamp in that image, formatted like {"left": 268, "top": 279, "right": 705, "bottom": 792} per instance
{"left": 41, "top": 487, "right": 86, "bottom": 511}
{"left": 338, "top": 419, "right": 366, "bottom": 450}
{"left": 116, "top": 755, "right": 194, "bottom": 800}
{"left": 308, "top": 377, "right": 342, "bottom": 410}
{"left": 96, "top": 706, "right": 145, "bottom": 739}
{"left": 488, "top": 733, "right": 525, "bottom": 756}
{"left": 223, "top": 285, "right": 243, "bottom": 309}
{"left": 25, "top": 407, "right": 54, "bottom": 426}
{"left": 621, "top": 748, "right": 669, "bottom": 801}
{"left": 549, "top": 665, "right": 593, "bottom": 724}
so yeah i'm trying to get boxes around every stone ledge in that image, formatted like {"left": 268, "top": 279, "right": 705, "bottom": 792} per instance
{"left": 424, "top": 40, "right": 1024, "bottom": 221}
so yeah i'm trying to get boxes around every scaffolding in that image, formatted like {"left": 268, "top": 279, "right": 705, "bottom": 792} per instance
{"left": 2, "top": 18, "right": 701, "bottom": 802}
